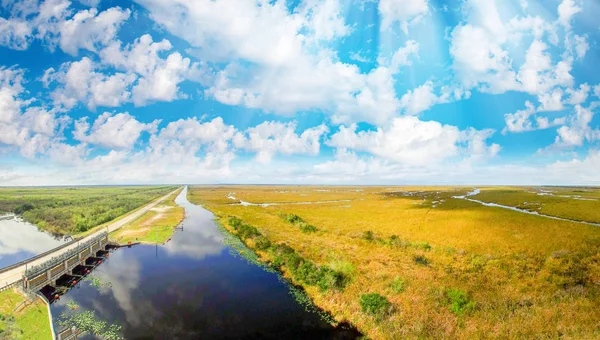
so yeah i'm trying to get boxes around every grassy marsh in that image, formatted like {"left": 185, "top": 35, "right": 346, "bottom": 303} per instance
{"left": 189, "top": 185, "right": 600, "bottom": 339}
{"left": 109, "top": 188, "right": 184, "bottom": 244}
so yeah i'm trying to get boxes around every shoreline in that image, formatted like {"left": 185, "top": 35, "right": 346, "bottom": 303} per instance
{"left": 211, "top": 214, "right": 364, "bottom": 337}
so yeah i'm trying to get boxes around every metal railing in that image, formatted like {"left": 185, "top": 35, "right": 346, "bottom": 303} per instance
{"left": 24, "top": 232, "right": 107, "bottom": 280}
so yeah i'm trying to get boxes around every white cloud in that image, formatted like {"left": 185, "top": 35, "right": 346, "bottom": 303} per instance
{"left": 504, "top": 100, "right": 566, "bottom": 133}
{"left": 326, "top": 116, "right": 498, "bottom": 166}
{"left": 449, "top": 0, "right": 580, "bottom": 98}
{"left": 537, "top": 88, "right": 564, "bottom": 112}
{"left": 0, "top": 66, "right": 76, "bottom": 161}
{"left": 0, "top": 17, "right": 33, "bottom": 50}
{"left": 73, "top": 112, "right": 160, "bottom": 149}
{"left": 57, "top": 7, "right": 131, "bottom": 56}
{"left": 45, "top": 57, "right": 136, "bottom": 110}
{"left": 399, "top": 80, "right": 438, "bottom": 115}
{"left": 234, "top": 121, "right": 328, "bottom": 163}
{"left": 573, "top": 35, "right": 589, "bottom": 60}
{"left": 565, "top": 83, "right": 590, "bottom": 105}
{"left": 0, "top": 1, "right": 130, "bottom": 55}
{"left": 298, "top": 0, "right": 349, "bottom": 41}
{"left": 136, "top": 0, "right": 401, "bottom": 125}
{"left": 378, "top": 40, "right": 419, "bottom": 74}
{"left": 553, "top": 105, "right": 599, "bottom": 147}
{"left": 378, "top": 0, "right": 429, "bottom": 33}
{"left": 557, "top": 0, "right": 581, "bottom": 28}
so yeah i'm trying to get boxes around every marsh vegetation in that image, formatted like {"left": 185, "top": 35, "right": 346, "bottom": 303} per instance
{"left": 189, "top": 185, "right": 600, "bottom": 339}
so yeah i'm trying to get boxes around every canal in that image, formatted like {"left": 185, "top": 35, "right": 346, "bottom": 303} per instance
{"left": 50, "top": 187, "right": 357, "bottom": 339}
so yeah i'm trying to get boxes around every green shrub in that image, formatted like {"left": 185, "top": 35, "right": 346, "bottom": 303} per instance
{"left": 362, "top": 230, "right": 374, "bottom": 241}
{"left": 412, "top": 241, "right": 432, "bottom": 251}
{"left": 446, "top": 289, "right": 476, "bottom": 315}
{"left": 228, "top": 216, "right": 243, "bottom": 229}
{"left": 254, "top": 235, "right": 272, "bottom": 250}
{"left": 298, "top": 222, "right": 318, "bottom": 233}
{"left": 285, "top": 214, "right": 304, "bottom": 224}
{"left": 237, "top": 223, "right": 261, "bottom": 239}
{"left": 390, "top": 277, "right": 406, "bottom": 293}
{"left": 13, "top": 203, "right": 34, "bottom": 215}
{"left": 414, "top": 255, "right": 430, "bottom": 266}
{"left": 360, "top": 293, "right": 392, "bottom": 316}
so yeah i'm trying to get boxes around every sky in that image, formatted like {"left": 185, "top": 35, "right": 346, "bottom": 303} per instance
{"left": 0, "top": 0, "right": 599, "bottom": 185}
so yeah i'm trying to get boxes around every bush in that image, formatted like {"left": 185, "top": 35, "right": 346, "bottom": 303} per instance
{"left": 228, "top": 216, "right": 243, "bottom": 229}
{"left": 237, "top": 223, "right": 261, "bottom": 239}
{"left": 254, "top": 235, "right": 272, "bottom": 250}
{"left": 446, "top": 289, "right": 476, "bottom": 315}
{"left": 390, "top": 277, "right": 406, "bottom": 293}
{"left": 14, "top": 203, "right": 34, "bottom": 214}
{"left": 412, "top": 241, "right": 432, "bottom": 251}
{"left": 414, "top": 255, "right": 430, "bottom": 266}
{"left": 360, "top": 293, "right": 392, "bottom": 316}
{"left": 362, "top": 230, "right": 374, "bottom": 241}
{"left": 285, "top": 214, "right": 304, "bottom": 224}
{"left": 298, "top": 222, "right": 318, "bottom": 233}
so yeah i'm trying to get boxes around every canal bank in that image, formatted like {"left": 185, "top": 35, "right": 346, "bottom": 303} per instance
{"left": 51, "top": 187, "right": 360, "bottom": 339}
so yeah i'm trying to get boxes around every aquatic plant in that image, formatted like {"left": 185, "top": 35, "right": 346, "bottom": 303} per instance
{"left": 83, "top": 275, "right": 113, "bottom": 289}
{"left": 58, "top": 301, "right": 123, "bottom": 340}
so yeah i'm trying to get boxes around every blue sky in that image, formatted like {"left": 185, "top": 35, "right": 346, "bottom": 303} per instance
{"left": 0, "top": 0, "right": 599, "bottom": 185}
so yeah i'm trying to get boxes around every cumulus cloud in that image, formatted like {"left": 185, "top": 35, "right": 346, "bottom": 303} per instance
{"left": 45, "top": 57, "right": 136, "bottom": 110}
{"left": 135, "top": 0, "right": 401, "bottom": 125}
{"left": 378, "top": 40, "right": 419, "bottom": 74}
{"left": 100, "top": 34, "right": 205, "bottom": 106}
{"left": 326, "top": 116, "right": 499, "bottom": 166}
{"left": 504, "top": 100, "right": 566, "bottom": 134}
{"left": 553, "top": 105, "right": 599, "bottom": 148}
{"left": 73, "top": 112, "right": 160, "bottom": 149}
{"left": 378, "top": 0, "right": 429, "bottom": 33}
{"left": 0, "top": 66, "right": 79, "bottom": 162}
{"left": 0, "top": 1, "right": 130, "bottom": 55}
{"left": 233, "top": 121, "right": 328, "bottom": 163}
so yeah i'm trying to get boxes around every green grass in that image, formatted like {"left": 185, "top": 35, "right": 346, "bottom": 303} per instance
{"left": 109, "top": 189, "right": 184, "bottom": 244}
{"left": 0, "top": 289, "right": 52, "bottom": 340}
{"left": 0, "top": 186, "right": 177, "bottom": 235}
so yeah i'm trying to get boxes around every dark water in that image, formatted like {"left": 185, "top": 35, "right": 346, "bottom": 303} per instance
{"left": 51, "top": 187, "right": 357, "bottom": 339}
{"left": 0, "top": 214, "right": 67, "bottom": 268}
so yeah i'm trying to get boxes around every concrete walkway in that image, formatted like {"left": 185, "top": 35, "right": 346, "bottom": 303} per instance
{"left": 0, "top": 187, "right": 182, "bottom": 289}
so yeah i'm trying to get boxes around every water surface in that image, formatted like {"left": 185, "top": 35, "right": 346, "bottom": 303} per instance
{"left": 51, "top": 187, "right": 357, "bottom": 339}
{"left": 0, "top": 214, "right": 67, "bottom": 268}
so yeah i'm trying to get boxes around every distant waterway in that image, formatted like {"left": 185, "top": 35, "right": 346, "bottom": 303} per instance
{"left": 453, "top": 188, "right": 600, "bottom": 227}
{"left": 51, "top": 187, "right": 359, "bottom": 339}
{"left": 0, "top": 214, "right": 68, "bottom": 268}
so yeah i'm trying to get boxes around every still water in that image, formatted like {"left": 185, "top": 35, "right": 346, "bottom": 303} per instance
{"left": 0, "top": 214, "right": 67, "bottom": 268}
{"left": 51, "top": 188, "right": 358, "bottom": 339}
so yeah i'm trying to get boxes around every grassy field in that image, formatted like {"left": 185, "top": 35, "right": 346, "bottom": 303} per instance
{"left": 0, "top": 289, "right": 52, "bottom": 340}
{"left": 189, "top": 186, "right": 600, "bottom": 339}
{"left": 0, "top": 186, "right": 177, "bottom": 235}
{"left": 110, "top": 188, "right": 184, "bottom": 244}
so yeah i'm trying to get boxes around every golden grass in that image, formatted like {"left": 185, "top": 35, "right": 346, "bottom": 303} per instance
{"left": 189, "top": 186, "right": 600, "bottom": 339}
{"left": 0, "top": 288, "right": 52, "bottom": 340}
{"left": 110, "top": 189, "right": 184, "bottom": 244}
